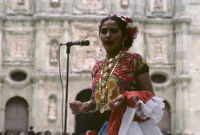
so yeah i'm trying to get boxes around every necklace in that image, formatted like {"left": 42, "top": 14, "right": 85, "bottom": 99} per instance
{"left": 95, "top": 51, "right": 125, "bottom": 113}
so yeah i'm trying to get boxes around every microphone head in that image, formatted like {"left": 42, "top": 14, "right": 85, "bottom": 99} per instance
{"left": 81, "top": 40, "right": 90, "bottom": 46}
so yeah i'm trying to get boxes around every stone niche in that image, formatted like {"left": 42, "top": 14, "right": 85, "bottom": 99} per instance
{"left": 120, "top": 0, "right": 129, "bottom": 8}
{"left": 48, "top": 95, "right": 57, "bottom": 121}
{"left": 71, "top": 22, "right": 105, "bottom": 73}
{"left": 73, "top": 0, "right": 108, "bottom": 14}
{"left": 50, "top": 0, "right": 60, "bottom": 7}
{"left": 49, "top": 39, "right": 59, "bottom": 66}
{"left": 35, "top": 0, "right": 63, "bottom": 13}
{"left": 146, "top": 0, "right": 173, "bottom": 18}
{"left": 115, "top": 0, "right": 132, "bottom": 15}
{"left": 45, "top": 24, "right": 64, "bottom": 69}
{"left": 4, "top": 30, "right": 33, "bottom": 64}
{"left": 6, "top": 0, "right": 32, "bottom": 14}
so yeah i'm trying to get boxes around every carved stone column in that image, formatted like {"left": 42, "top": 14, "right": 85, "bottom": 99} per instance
{"left": 174, "top": 74, "right": 191, "bottom": 135}
{"left": 174, "top": 17, "right": 191, "bottom": 134}
{"left": 30, "top": 70, "right": 45, "bottom": 129}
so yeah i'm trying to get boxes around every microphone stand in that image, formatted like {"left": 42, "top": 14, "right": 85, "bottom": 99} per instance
{"left": 60, "top": 40, "right": 89, "bottom": 135}
{"left": 63, "top": 44, "right": 71, "bottom": 135}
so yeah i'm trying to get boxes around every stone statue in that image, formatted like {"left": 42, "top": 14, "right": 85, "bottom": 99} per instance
{"left": 50, "top": 41, "right": 59, "bottom": 64}
{"left": 48, "top": 98, "right": 57, "bottom": 120}
{"left": 121, "top": 0, "right": 129, "bottom": 7}
{"left": 17, "top": 0, "right": 25, "bottom": 5}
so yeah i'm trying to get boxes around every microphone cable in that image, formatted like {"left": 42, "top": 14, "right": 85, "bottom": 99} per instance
{"left": 58, "top": 45, "right": 64, "bottom": 134}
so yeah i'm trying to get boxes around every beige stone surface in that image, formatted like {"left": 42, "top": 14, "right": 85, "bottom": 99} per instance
{"left": 0, "top": 0, "right": 199, "bottom": 134}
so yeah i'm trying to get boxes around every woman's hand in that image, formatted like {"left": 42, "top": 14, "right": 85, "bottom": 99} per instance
{"left": 109, "top": 94, "right": 126, "bottom": 110}
{"left": 69, "top": 101, "right": 88, "bottom": 114}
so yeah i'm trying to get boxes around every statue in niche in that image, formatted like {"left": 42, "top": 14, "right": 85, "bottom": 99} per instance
{"left": 48, "top": 98, "right": 57, "bottom": 120}
{"left": 50, "top": 0, "right": 60, "bottom": 7}
{"left": 16, "top": 0, "right": 26, "bottom": 10}
{"left": 152, "top": 0, "right": 166, "bottom": 13}
{"left": 50, "top": 40, "right": 59, "bottom": 65}
{"left": 17, "top": 0, "right": 25, "bottom": 5}
{"left": 121, "top": 0, "right": 129, "bottom": 8}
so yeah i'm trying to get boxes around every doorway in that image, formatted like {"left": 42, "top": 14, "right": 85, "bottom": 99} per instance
{"left": 4, "top": 96, "right": 29, "bottom": 134}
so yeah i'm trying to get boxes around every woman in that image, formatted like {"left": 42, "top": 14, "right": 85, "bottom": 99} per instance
{"left": 70, "top": 14, "right": 164, "bottom": 135}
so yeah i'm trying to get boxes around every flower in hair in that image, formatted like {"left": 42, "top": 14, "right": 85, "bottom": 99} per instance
{"left": 127, "top": 27, "right": 138, "bottom": 39}
{"left": 106, "top": 14, "right": 138, "bottom": 39}
{"left": 125, "top": 17, "right": 133, "bottom": 23}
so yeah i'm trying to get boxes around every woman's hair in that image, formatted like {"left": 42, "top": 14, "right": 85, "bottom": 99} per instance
{"left": 99, "top": 14, "right": 138, "bottom": 51}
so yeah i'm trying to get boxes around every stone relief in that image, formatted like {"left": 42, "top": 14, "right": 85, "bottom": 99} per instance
{"left": 9, "top": 35, "right": 29, "bottom": 58}
{"left": 17, "top": 0, "right": 25, "bottom": 5}
{"left": 148, "top": 35, "right": 168, "bottom": 61}
{"left": 49, "top": 39, "right": 59, "bottom": 65}
{"left": 150, "top": 0, "right": 167, "bottom": 13}
{"left": 7, "top": 0, "right": 30, "bottom": 13}
{"left": 77, "top": 0, "right": 103, "bottom": 10}
{"left": 46, "top": 27, "right": 63, "bottom": 37}
{"left": 50, "top": 0, "right": 60, "bottom": 7}
{"left": 48, "top": 97, "right": 57, "bottom": 120}
{"left": 72, "top": 23, "right": 104, "bottom": 72}
{"left": 121, "top": 0, "right": 129, "bottom": 8}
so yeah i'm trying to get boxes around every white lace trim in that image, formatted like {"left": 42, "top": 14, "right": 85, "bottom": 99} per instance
{"left": 135, "top": 96, "right": 165, "bottom": 123}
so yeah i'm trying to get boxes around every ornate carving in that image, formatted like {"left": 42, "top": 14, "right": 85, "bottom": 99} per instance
{"left": 72, "top": 23, "right": 104, "bottom": 72}
{"left": 121, "top": 0, "right": 129, "bottom": 8}
{"left": 77, "top": 0, "right": 103, "bottom": 10}
{"left": 48, "top": 97, "right": 57, "bottom": 120}
{"left": 50, "top": 0, "right": 60, "bottom": 7}
{"left": 49, "top": 39, "right": 59, "bottom": 65}
{"left": 46, "top": 28, "right": 63, "bottom": 37}
{"left": 148, "top": 35, "right": 168, "bottom": 61}
{"left": 17, "top": 0, "right": 25, "bottom": 5}
{"left": 150, "top": 0, "right": 167, "bottom": 13}
{"left": 7, "top": 0, "right": 30, "bottom": 13}
{"left": 9, "top": 35, "right": 29, "bottom": 58}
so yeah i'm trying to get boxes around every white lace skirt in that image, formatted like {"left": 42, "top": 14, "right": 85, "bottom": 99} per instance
{"left": 127, "top": 119, "right": 162, "bottom": 135}
{"left": 119, "top": 96, "right": 164, "bottom": 135}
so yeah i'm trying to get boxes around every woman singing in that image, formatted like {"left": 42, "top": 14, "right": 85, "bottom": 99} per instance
{"left": 70, "top": 14, "right": 164, "bottom": 135}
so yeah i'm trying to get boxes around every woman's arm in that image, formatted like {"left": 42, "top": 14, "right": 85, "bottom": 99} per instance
{"left": 136, "top": 72, "right": 155, "bottom": 95}
{"left": 69, "top": 100, "right": 96, "bottom": 114}
{"left": 109, "top": 72, "right": 154, "bottom": 110}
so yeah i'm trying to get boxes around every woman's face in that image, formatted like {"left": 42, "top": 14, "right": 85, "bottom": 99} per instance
{"left": 99, "top": 19, "right": 125, "bottom": 57}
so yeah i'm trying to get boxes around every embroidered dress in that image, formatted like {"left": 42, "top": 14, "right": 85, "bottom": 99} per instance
{"left": 91, "top": 52, "right": 164, "bottom": 135}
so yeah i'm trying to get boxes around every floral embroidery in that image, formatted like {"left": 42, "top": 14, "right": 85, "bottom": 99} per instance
{"left": 92, "top": 53, "right": 148, "bottom": 105}
{"left": 107, "top": 78, "right": 120, "bottom": 101}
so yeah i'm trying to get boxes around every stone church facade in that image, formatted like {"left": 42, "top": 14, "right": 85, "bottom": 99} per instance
{"left": 0, "top": 0, "right": 199, "bottom": 135}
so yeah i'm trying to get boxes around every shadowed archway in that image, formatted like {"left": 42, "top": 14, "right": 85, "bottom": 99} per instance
{"left": 4, "top": 96, "right": 29, "bottom": 134}
{"left": 75, "top": 89, "right": 92, "bottom": 135}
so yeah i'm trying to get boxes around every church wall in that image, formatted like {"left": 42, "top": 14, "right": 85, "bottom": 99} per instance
{"left": 185, "top": 1, "right": 200, "bottom": 133}
{"left": 0, "top": 0, "right": 199, "bottom": 134}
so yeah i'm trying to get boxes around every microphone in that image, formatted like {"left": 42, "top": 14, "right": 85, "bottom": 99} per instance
{"left": 60, "top": 40, "right": 90, "bottom": 46}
